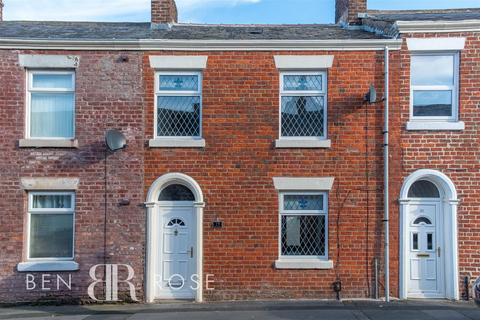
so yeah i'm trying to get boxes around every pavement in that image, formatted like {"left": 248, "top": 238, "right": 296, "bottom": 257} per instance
{"left": 1, "top": 300, "right": 480, "bottom": 320}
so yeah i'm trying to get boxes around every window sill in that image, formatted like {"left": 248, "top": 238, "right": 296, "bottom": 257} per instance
{"left": 17, "top": 261, "right": 79, "bottom": 272}
{"left": 274, "top": 259, "right": 333, "bottom": 270}
{"left": 406, "top": 121, "right": 465, "bottom": 131}
{"left": 275, "top": 139, "right": 331, "bottom": 149}
{"left": 149, "top": 138, "right": 206, "bottom": 148}
{"left": 19, "top": 139, "right": 79, "bottom": 148}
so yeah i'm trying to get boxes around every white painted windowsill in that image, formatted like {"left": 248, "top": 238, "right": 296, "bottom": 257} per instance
{"left": 275, "top": 139, "right": 331, "bottom": 149}
{"left": 17, "top": 261, "right": 79, "bottom": 272}
{"left": 406, "top": 121, "right": 465, "bottom": 131}
{"left": 19, "top": 139, "right": 79, "bottom": 148}
{"left": 149, "top": 138, "right": 206, "bottom": 148}
{"left": 275, "top": 259, "right": 334, "bottom": 270}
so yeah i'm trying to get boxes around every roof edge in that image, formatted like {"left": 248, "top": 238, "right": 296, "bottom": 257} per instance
{"left": 395, "top": 19, "right": 480, "bottom": 33}
{"left": 0, "top": 38, "right": 402, "bottom": 51}
{"left": 367, "top": 8, "right": 480, "bottom": 15}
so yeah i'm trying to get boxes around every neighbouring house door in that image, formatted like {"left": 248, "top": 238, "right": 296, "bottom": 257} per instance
{"left": 155, "top": 206, "right": 196, "bottom": 299}
{"left": 407, "top": 202, "right": 444, "bottom": 298}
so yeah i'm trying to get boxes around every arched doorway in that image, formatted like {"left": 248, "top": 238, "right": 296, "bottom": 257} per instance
{"left": 399, "top": 169, "right": 459, "bottom": 300}
{"left": 145, "top": 173, "right": 205, "bottom": 302}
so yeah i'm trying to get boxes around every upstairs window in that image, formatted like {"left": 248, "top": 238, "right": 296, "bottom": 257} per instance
{"left": 410, "top": 53, "right": 459, "bottom": 121}
{"left": 155, "top": 72, "right": 202, "bottom": 138}
{"left": 280, "top": 72, "right": 327, "bottom": 139}
{"left": 27, "top": 71, "right": 75, "bottom": 139}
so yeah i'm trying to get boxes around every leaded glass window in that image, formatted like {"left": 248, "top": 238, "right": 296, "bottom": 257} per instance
{"left": 28, "top": 192, "right": 75, "bottom": 259}
{"left": 156, "top": 73, "right": 202, "bottom": 137}
{"left": 280, "top": 72, "right": 327, "bottom": 138}
{"left": 280, "top": 193, "right": 328, "bottom": 258}
{"left": 27, "top": 71, "right": 75, "bottom": 139}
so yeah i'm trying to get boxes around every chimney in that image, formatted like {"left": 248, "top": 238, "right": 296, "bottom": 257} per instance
{"left": 151, "top": 0, "right": 178, "bottom": 25}
{"left": 335, "top": 0, "right": 367, "bottom": 25}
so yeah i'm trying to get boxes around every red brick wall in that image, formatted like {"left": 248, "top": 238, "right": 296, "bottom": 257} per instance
{"left": 0, "top": 46, "right": 416, "bottom": 303}
{"left": 144, "top": 50, "right": 393, "bottom": 300}
{"left": 0, "top": 50, "right": 146, "bottom": 303}
{"left": 390, "top": 32, "right": 480, "bottom": 298}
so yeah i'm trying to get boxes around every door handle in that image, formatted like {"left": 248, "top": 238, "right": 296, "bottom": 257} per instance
{"left": 190, "top": 247, "right": 194, "bottom": 258}
{"left": 437, "top": 247, "right": 441, "bottom": 257}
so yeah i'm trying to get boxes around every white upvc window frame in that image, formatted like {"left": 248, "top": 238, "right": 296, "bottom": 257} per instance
{"left": 26, "top": 191, "right": 76, "bottom": 261}
{"left": 154, "top": 71, "right": 203, "bottom": 140}
{"left": 409, "top": 52, "right": 460, "bottom": 123}
{"left": 25, "top": 70, "right": 76, "bottom": 140}
{"left": 279, "top": 71, "right": 328, "bottom": 141}
{"left": 278, "top": 191, "right": 328, "bottom": 260}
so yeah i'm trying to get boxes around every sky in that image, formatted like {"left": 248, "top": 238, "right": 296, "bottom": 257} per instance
{"left": 4, "top": 0, "right": 480, "bottom": 24}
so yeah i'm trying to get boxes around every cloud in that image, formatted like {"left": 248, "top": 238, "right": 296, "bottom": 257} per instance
{"left": 4, "top": 0, "right": 261, "bottom": 21}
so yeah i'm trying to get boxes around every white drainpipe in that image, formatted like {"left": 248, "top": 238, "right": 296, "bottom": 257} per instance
{"left": 383, "top": 46, "right": 390, "bottom": 302}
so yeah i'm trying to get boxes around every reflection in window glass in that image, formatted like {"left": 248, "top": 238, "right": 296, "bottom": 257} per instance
{"left": 410, "top": 53, "right": 457, "bottom": 120}
{"left": 411, "top": 55, "right": 454, "bottom": 86}
{"left": 413, "top": 91, "right": 452, "bottom": 117}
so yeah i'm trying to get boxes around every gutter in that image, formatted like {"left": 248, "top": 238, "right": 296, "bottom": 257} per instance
{"left": 0, "top": 38, "right": 402, "bottom": 51}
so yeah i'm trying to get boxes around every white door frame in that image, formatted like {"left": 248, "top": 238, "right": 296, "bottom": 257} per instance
{"left": 145, "top": 173, "right": 205, "bottom": 303}
{"left": 399, "top": 169, "right": 459, "bottom": 300}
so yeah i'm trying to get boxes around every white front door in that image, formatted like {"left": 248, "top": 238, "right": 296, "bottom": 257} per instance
{"left": 407, "top": 202, "right": 444, "bottom": 298}
{"left": 155, "top": 205, "right": 196, "bottom": 299}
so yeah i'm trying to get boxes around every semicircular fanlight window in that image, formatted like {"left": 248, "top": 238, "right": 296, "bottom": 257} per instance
{"left": 413, "top": 217, "right": 432, "bottom": 225}
{"left": 167, "top": 218, "right": 186, "bottom": 227}
{"left": 408, "top": 180, "right": 440, "bottom": 198}
{"left": 159, "top": 184, "right": 195, "bottom": 201}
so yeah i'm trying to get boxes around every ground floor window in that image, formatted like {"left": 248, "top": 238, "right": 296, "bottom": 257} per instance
{"left": 28, "top": 192, "right": 75, "bottom": 260}
{"left": 279, "top": 192, "right": 328, "bottom": 258}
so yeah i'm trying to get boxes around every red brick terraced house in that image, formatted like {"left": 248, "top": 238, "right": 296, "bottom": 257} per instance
{"left": 0, "top": 0, "right": 479, "bottom": 303}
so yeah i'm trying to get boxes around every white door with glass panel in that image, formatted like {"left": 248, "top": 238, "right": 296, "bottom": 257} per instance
{"left": 155, "top": 206, "right": 196, "bottom": 299}
{"left": 155, "top": 184, "right": 197, "bottom": 299}
{"left": 407, "top": 202, "right": 444, "bottom": 298}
